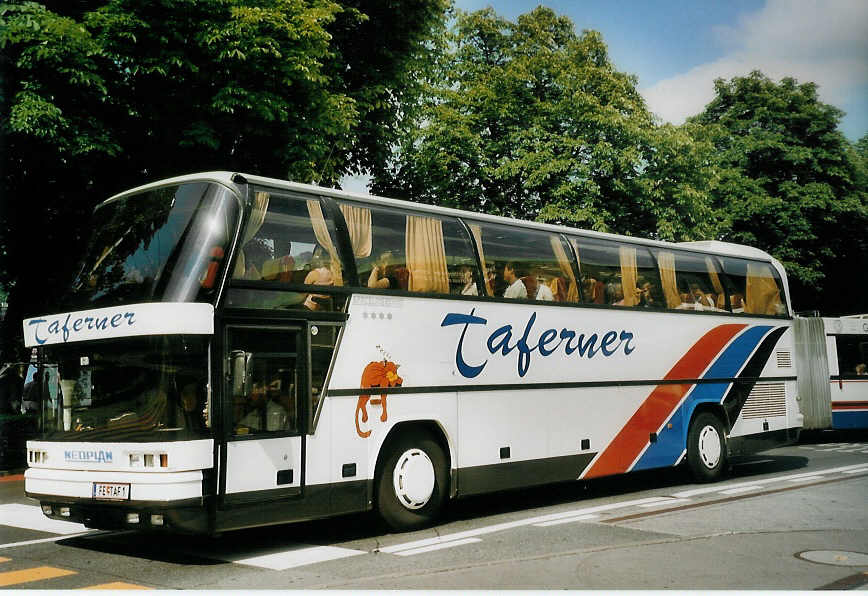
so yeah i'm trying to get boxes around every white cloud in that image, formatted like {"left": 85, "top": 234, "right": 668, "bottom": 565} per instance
{"left": 641, "top": 0, "right": 868, "bottom": 125}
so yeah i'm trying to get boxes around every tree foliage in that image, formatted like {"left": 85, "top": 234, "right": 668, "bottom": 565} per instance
{"left": 0, "top": 0, "right": 448, "bottom": 358}
{"left": 693, "top": 72, "right": 868, "bottom": 314}
{"left": 1, "top": 3, "right": 864, "bottom": 362}
{"left": 374, "top": 7, "right": 718, "bottom": 243}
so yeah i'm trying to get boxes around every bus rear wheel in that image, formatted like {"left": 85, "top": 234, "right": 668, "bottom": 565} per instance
{"left": 686, "top": 412, "right": 727, "bottom": 482}
{"left": 376, "top": 430, "right": 448, "bottom": 531}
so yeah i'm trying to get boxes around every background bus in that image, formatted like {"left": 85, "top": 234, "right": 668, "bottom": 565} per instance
{"left": 23, "top": 172, "right": 802, "bottom": 534}
{"left": 795, "top": 315, "right": 868, "bottom": 431}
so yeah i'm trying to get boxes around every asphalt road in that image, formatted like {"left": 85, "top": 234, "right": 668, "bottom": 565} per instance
{"left": 0, "top": 429, "right": 866, "bottom": 590}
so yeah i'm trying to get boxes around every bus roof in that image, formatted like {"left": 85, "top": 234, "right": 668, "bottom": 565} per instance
{"left": 106, "top": 171, "right": 784, "bottom": 268}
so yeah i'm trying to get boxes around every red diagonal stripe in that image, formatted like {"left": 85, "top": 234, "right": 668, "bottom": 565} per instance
{"left": 831, "top": 401, "right": 868, "bottom": 410}
{"left": 583, "top": 323, "right": 747, "bottom": 479}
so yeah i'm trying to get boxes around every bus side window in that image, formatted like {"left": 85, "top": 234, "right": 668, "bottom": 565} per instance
{"left": 232, "top": 190, "right": 344, "bottom": 287}
{"left": 835, "top": 335, "right": 868, "bottom": 378}
{"left": 338, "top": 202, "right": 406, "bottom": 291}
{"left": 654, "top": 249, "right": 727, "bottom": 312}
{"left": 719, "top": 256, "right": 786, "bottom": 316}
{"left": 572, "top": 237, "right": 662, "bottom": 308}
{"left": 339, "top": 202, "right": 479, "bottom": 296}
{"left": 471, "top": 223, "right": 578, "bottom": 302}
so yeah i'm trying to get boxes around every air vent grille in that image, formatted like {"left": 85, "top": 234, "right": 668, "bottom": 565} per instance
{"left": 742, "top": 383, "right": 787, "bottom": 419}
{"left": 776, "top": 351, "right": 793, "bottom": 368}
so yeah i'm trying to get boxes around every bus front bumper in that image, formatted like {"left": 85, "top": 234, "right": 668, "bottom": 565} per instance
{"left": 25, "top": 467, "right": 211, "bottom": 533}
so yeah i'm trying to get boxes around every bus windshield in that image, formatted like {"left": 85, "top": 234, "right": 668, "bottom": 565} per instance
{"left": 66, "top": 182, "right": 240, "bottom": 309}
{"left": 41, "top": 336, "right": 210, "bottom": 442}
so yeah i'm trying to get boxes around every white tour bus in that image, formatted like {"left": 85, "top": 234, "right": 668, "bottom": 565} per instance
{"left": 23, "top": 172, "right": 802, "bottom": 534}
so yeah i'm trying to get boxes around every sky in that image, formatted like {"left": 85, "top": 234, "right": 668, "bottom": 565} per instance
{"left": 455, "top": 0, "right": 868, "bottom": 141}
{"left": 341, "top": 0, "right": 866, "bottom": 192}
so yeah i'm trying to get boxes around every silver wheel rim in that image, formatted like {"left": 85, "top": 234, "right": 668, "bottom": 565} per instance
{"left": 697, "top": 424, "right": 722, "bottom": 469}
{"left": 393, "top": 448, "right": 435, "bottom": 510}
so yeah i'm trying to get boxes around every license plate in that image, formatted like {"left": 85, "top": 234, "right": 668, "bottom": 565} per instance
{"left": 92, "top": 482, "right": 130, "bottom": 501}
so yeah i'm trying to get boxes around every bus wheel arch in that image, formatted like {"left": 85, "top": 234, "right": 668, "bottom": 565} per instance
{"left": 373, "top": 421, "right": 451, "bottom": 531}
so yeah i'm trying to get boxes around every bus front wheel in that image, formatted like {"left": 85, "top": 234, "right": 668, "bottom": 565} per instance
{"left": 686, "top": 412, "right": 727, "bottom": 482}
{"left": 376, "top": 431, "right": 448, "bottom": 531}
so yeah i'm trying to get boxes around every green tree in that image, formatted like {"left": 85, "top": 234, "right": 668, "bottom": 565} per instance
{"left": 693, "top": 72, "right": 868, "bottom": 315}
{"left": 373, "top": 7, "right": 715, "bottom": 243}
{"left": 0, "top": 0, "right": 448, "bottom": 359}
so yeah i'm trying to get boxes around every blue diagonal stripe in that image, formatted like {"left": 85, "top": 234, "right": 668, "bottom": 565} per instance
{"left": 633, "top": 325, "right": 773, "bottom": 471}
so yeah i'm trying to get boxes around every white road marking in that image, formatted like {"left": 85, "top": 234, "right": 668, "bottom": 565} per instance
{"left": 390, "top": 538, "right": 482, "bottom": 556}
{"left": 787, "top": 476, "right": 823, "bottom": 483}
{"left": 637, "top": 498, "right": 691, "bottom": 508}
{"left": 672, "top": 463, "right": 868, "bottom": 499}
{"left": 0, "top": 532, "right": 94, "bottom": 550}
{"left": 0, "top": 504, "right": 87, "bottom": 535}
{"left": 720, "top": 485, "right": 764, "bottom": 495}
{"left": 817, "top": 444, "right": 855, "bottom": 452}
{"left": 381, "top": 496, "right": 673, "bottom": 555}
{"left": 534, "top": 514, "right": 600, "bottom": 527}
{"left": 229, "top": 545, "right": 366, "bottom": 570}
{"left": 842, "top": 466, "right": 868, "bottom": 474}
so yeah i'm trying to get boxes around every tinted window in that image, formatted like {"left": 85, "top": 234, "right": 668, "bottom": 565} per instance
{"left": 653, "top": 250, "right": 729, "bottom": 312}
{"left": 471, "top": 223, "right": 578, "bottom": 302}
{"left": 337, "top": 201, "right": 478, "bottom": 296}
{"left": 232, "top": 189, "right": 344, "bottom": 288}
{"left": 835, "top": 335, "right": 868, "bottom": 378}
{"left": 719, "top": 257, "right": 786, "bottom": 316}
{"left": 572, "top": 237, "right": 663, "bottom": 308}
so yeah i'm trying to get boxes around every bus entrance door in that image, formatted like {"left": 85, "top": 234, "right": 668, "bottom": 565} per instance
{"left": 221, "top": 325, "right": 307, "bottom": 503}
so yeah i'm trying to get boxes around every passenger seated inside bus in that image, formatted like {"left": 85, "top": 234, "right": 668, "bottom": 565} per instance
{"left": 583, "top": 277, "right": 605, "bottom": 304}
{"left": 303, "top": 253, "right": 335, "bottom": 310}
{"left": 535, "top": 278, "right": 554, "bottom": 301}
{"left": 368, "top": 251, "right": 409, "bottom": 290}
{"left": 676, "top": 284, "right": 720, "bottom": 311}
{"left": 638, "top": 281, "right": 658, "bottom": 308}
{"left": 691, "top": 285, "right": 717, "bottom": 309}
{"left": 731, "top": 293, "right": 745, "bottom": 313}
{"left": 178, "top": 377, "right": 207, "bottom": 431}
{"left": 459, "top": 266, "right": 478, "bottom": 296}
{"left": 502, "top": 262, "right": 527, "bottom": 299}
{"left": 610, "top": 283, "right": 626, "bottom": 306}
{"left": 530, "top": 268, "right": 554, "bottom": 301}
{"left": 549, "top": 276, "right": 567, "bottom": 302}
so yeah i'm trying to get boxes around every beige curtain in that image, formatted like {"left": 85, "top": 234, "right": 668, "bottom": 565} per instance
{"left": 619, "top": 246, "right": 638, "bottom": 306}
{"left": 657, "top": 251, "right": 681, "bottom": 308}
{"left": 746, "top": 263, "right": 782, "bottom": 315}
{"left": 406, "top": 216, "right": 449, "bottom": 293}
{"left": 550, "top": 236, "right": 579, "bottom": 302}
{"left": 470, "top": 224, "right": 493, "bottom": 296}
{"left": 339, "top": 204, "right": 372, "bottom": 258}
{"left": 705, "top": 257, "right": 726, "bottom": 309}
{"left": 233, "top": 191, "right": 270, "bottom": 278}
{"left": 307, "top": 200, "right": 344, "bottom": 286}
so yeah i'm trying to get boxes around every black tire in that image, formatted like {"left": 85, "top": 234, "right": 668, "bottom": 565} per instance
{"left": 376, "top": 430, "right": 448, "bottom": 531}
{"left": 686, "top": 411, "right": 728, "bottom": 482}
